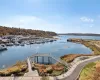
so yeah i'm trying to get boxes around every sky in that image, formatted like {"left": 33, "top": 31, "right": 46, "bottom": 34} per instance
{"left": 0, "top": 0, "right": 100, "bottom": 33}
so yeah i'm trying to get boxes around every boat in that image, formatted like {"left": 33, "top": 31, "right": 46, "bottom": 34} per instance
{"left": 14, "top": 42, "right": 20, "bottom": 46}
{"left": 41, "top": 41, "right": 45, "bottom": 43}
{"left": 50, "top": 40, "right": 53, "bottom": 42}
{"left": 29, "top": 42, "right": 34, "bottom": 44}
{"left": 0, "top": 44, "right": 7, "bottom": 51}
{"left": 6, "top": 43, "right": 14, "bottom": 46}
{"left": 20, "top": 43, "right": 25, "bottom": 46}
{"left": 26, "top": 43, "right": 30, "bottom": 45}
{"left": 35, "top": 41, "right": 41, "bottom": 44}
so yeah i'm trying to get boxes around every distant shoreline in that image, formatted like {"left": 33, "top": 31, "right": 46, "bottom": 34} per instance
{"left": 58, "top": 33, "right": 100, "bottom": 36}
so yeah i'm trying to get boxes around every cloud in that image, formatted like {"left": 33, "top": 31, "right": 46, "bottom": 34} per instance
{"left": 80, "top": 17, "right": 94, "bottom": 23}
{"left": 0, "top": 15, "right": 63, "bottom": 33}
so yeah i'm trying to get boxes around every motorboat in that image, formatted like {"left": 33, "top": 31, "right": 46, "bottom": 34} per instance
{"left": 6, "top": 43, "right": 14, "bottom": 46}
{"left": 0, "top": 44, "right": 7, "bottom": 51}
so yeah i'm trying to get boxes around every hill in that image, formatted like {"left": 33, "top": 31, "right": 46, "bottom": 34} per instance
{"left": 0, "top": 26, "right": 57, "bottom": 37}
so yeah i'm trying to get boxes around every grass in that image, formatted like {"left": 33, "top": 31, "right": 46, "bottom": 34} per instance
{"left": 83, "top": 41, "right": 100, "bottom": 55}
{"left": 61, "top": 54, "right": 92, "bottom": 63}
{"left": 79, "top": 62, "right": 96, "bottom": 80}
{"left": 41, "top": 76, "right": 49, "bottom": 80}
{"left": 0, "top": 61, "right": 28, "bottom": 76}
{"left": 34, "top": 62, "right": 68, "bottom": 76}
{"left": 51, "top": 70, "right": 64, "bottom": 76}
{"left": 50, "top": 63, "right": 68, "bottom": 76}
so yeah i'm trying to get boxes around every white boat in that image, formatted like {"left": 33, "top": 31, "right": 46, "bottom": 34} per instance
{"left": 20, "top": 43, "right": 25, "bottom": 46}
{"left": 14, "top": 42, "right": 20, "bottom": 46}
{"left": 0, "top": 44, "right": 7, "bottom": 51}
{"left": 6, "top": 43, "right": 14, "bottom": 46}
{"left": 35, "top": 41, "right": 42, "bottom": 44}
{"left": 26, "top": 43, "right": 30, "bottom": 45}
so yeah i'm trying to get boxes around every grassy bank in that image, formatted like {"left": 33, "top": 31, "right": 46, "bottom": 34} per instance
{"left": 79, "top": 61, "right": 100, "bottom": 80}
{"left": 0, "top": 61, "right": 28, "bottom": 76}
{"left": 82, "top": 41, "right": 100, "bottom": 55}
{"left": 61, "top": 54, "right": 92, "bottom": 63}
{"left": 67, "top": 38, "right": 100, "bottom": 55}
{"left": 0, "top": 61, "right": 68, "bottom": 77}
{"left": 33, "top": 62, "right": 68, "bottom": 76}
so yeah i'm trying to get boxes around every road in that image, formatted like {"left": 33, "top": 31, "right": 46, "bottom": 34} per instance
{"left": 57, "top": 56, "right": 100, "bottom": 80}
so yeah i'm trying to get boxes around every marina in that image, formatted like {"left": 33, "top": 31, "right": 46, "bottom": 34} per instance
{"left": 0, "top": 35, "right": 100, "bottom": 69}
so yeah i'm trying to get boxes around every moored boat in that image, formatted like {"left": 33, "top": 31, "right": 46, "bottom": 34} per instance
{"left": 20, "top": 43, "right": 25, "bottom": 46}
{"left": 0, "top": 44, "right": 7, "bottom": 51}
{"left": 14, "top": 42, "right": 20, "bottom": 46}
{"left": 6, "top": 43, "right": 14, "bottom": 46}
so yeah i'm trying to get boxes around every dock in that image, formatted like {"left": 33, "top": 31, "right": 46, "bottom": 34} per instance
{"left": 30, "top": 53, "right": 69, "bottom": 68}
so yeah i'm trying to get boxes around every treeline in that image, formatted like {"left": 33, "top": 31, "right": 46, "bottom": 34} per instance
{"left": 0, "top": 26, "right": 57, "bottom": 37}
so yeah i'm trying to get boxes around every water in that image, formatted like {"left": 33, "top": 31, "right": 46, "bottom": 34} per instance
{"left": 0, "top": 35, "right": 100, "bottom": 69}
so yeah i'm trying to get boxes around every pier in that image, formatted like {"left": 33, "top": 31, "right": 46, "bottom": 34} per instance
{"left": 24, "top": 57, "right": 39, "bottom": 77}
{"left": 30, "top": 53, "right": 69, "bottom": 68}
{"left": 30, "top": 53, "right": 52, "bottom": 64}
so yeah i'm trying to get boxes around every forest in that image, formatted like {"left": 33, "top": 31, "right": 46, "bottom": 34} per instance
{"left": 0, "top": 26, "right": 57, "bottom": 37}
